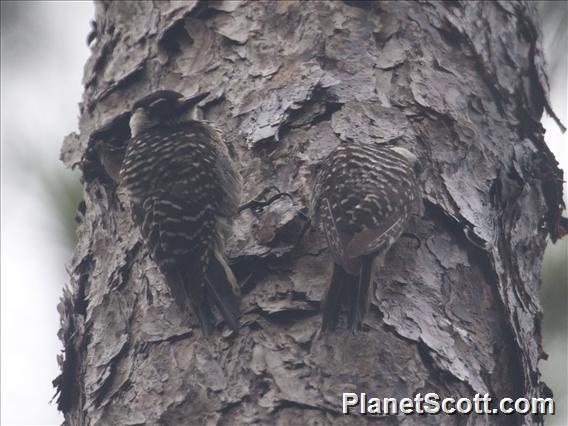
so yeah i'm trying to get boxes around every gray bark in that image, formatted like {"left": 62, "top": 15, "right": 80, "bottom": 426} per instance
{"left": 56, "top": 1, "right": 565, "bottom": 425}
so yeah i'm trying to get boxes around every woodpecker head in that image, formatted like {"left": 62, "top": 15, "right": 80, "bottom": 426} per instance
{"left": 129, "top": 90, "right": 210, "bottom": 137}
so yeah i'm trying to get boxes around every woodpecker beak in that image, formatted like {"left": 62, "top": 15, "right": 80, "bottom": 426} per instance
{"left": 176, "top": 91, "right": 210, "bottom": 113}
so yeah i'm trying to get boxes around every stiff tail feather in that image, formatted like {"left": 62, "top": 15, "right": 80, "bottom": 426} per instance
{"left": 321, "top": 255, "right": 375, "bottom": 333}
{"left": 168, "top": 269, "right": 217, "bottom": 336}
{"left": 195, "top": 300, "right": 216, "bottom": 336}
{"left": 202, "top": 250, "right": 241, "bottom": 332}
{"left": 174, "top": 250, "right": 241, "bottom": 335}
{"left": 321, "top": 264, "right": 357, "bottom": 332}
{"left": 348, "top": 255, "right": 373, "bottom": 333}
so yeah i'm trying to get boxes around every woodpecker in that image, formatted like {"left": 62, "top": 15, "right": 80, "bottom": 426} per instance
{"left": 119, "top": 90, "right": 242, "bottom": 334}
{"left": 311, "top": 143, "right": 422, "bottom": 333}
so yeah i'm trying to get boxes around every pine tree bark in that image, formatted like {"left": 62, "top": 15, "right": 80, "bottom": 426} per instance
{"left": 56, "top": 1, "right": 565, "bottom": 425}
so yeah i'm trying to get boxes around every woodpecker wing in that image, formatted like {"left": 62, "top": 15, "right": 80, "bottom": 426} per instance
{"left": 345, "top": 213, "right": 407, "bottom": 258}
{"left": 142, "top": 190, "right": 216, "bottom": 267}
{"left": 319, "top": 197, "right": 349, "bottom": 263}
{"left": 314, "top": 144, "right": 417, "bottom": 258}
{"left": 121, "top": 123, "right": 225, "bottom": 258}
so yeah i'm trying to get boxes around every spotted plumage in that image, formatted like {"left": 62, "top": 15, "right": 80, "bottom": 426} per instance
{"left": 312, "top": 143, "right": 422, "bottom": 332}
{"left": 119, "top": 90, "right": 241, "bottom": 334}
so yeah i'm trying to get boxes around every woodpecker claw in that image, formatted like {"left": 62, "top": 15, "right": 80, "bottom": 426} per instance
{"left": 238, "top": 187, "right": 293, "bottom": 213}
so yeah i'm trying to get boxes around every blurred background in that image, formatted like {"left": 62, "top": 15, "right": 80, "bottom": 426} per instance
{"left": 537, "top": 2, "right": 568, "bottom": 425}
{"left": 0, "top": 1, "right": 565, "bottom": 424}
{"left": 1, "top": 2, "right": 93, "bottom": 424}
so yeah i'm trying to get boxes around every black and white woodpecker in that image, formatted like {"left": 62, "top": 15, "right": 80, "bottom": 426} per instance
{"left": 119, "top": 90, "right": 242, "bottom": 335}
{"left": 311, "top": 143, "right": 422, "bottom": 333}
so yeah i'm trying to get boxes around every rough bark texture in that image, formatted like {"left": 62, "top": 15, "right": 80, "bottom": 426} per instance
{"left": 56, "top": 1, "right": 565, "bottom": 425}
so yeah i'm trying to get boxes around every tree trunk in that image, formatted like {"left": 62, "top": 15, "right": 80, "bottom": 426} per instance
{"left": 56, "top": 1, "right": 565, "bottom": 425}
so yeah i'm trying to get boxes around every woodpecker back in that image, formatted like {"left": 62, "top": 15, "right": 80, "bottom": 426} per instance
{"left": 119, "top": 91, "right": 242, "bottom": 334}
{"left": 312, "top": 143, "right": 422, "bottom": 332}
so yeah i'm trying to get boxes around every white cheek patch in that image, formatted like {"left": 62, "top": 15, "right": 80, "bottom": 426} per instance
{"left": 129, "top": 109, "right": 156, "bottom": 137}
{"left": 178, "top": 108, "right": 201, "bottom": 122}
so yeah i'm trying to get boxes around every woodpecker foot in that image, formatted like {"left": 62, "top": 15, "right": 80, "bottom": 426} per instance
{"left": 239, "top": 186, "right": 293, "bottom": 213}
{"left": 400, "top": 232, "right": 421, "bottom": 249}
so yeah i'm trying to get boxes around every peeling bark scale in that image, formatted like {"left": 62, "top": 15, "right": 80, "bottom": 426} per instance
{"left": 55, "top": 1, "right": 565, "bottom": 425}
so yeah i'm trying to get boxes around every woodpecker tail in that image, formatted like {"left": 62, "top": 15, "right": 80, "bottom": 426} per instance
{"left": 194, "top": 297, "right": 217, "bottom": 336}
{"left": 174, "top": 250, "right": 241, "bottom": 335}
{"left": 321, "top": 264, "right": 355, "bottom": 332}
{"left": 349, "top": 255, "right": 374, "bottom": 333}
{"left": 202, "top": 250, "right": 241, "bottom": 333}
{"left": 321, "top": 255, "right": 375, "bottom": 333}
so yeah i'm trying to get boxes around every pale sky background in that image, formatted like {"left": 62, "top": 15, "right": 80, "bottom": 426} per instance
{"left": 0, "top": 1, "right": 566, "bottom": 425}
{"left": 1, "top": 2, "right": 94, "bottom": 424}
